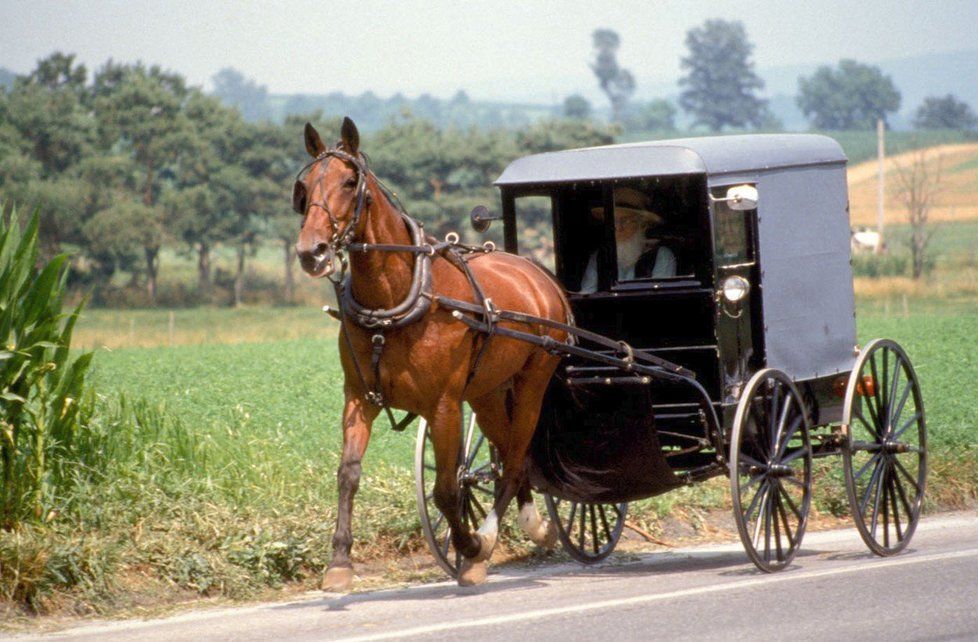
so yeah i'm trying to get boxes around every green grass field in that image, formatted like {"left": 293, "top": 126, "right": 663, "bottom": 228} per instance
{"left": 3, "top": 301, "right": 976, "bottom": 619}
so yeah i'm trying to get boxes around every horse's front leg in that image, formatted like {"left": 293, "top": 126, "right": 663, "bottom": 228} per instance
{"left": 322, "top": 389, "right": 379, "bottom": 592}
{"left": 428, "top": 399, "right": 487, "bottom": 585}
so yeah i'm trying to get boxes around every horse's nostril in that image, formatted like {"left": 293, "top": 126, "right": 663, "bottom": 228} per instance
{"left": 314, "top": 243, "right": 329, "bottom": 257}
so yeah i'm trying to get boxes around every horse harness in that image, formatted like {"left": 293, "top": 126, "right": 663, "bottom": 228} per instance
{"left": 296, "top": 146, "right": 501, "bottom": 432}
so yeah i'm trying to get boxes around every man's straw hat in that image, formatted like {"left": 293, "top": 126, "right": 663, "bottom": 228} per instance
{"left": 592, "top": 187, "right": 663, "bottom": 225}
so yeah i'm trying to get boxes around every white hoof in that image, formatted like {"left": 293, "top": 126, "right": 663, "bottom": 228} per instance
{"left": 474, "top": 510, "right": 499, "bottom": 562}
{"left": 519, "top": 503, "right": 557, "bottom": 550}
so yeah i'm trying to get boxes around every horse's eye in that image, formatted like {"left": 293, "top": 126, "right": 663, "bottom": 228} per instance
{"left": 344, "top": 176, "right": 358, "bottom": 189}
{"left": 292, "top": 181, "right": 307, "bottom": 215}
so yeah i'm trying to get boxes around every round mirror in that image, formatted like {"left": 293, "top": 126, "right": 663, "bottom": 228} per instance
{"left": 470, "top": 205, "right": 492, "bottom": 233}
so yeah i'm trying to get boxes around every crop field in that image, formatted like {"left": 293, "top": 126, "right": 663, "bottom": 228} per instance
{"left": 86, "top": 302, "right": 977, "bottom": 485}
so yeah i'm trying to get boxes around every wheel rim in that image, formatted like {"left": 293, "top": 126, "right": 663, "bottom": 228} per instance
{"left": 414, "top": 406, "right": 498, "bottom": 578}
{"left": 730, "top": 369, "right": 812, "bottom": 573}
{"left": 843, "top": 339, "right": 926, "bottom": 556}
{"left": 543, "top": 494, "right": 626, "bottom": 564}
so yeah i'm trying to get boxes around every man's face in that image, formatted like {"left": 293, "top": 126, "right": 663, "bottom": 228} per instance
{"left": 615, "top": 211, "right": 644, "bottom": 243}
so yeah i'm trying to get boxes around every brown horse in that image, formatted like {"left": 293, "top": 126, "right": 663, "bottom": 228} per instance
{"left": 294, "top": 118, "right": 569, "bottom": 588}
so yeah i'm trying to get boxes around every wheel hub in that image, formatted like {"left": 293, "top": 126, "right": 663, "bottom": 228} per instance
{"left": 766, "top": 464, "right": 794, "bottom": 478}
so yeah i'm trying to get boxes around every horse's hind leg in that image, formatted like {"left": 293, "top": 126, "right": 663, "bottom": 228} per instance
{"left": 322, "top": 390, "right": 379, "bottom": 592}
{"left": 467, "top": 354, "right": 561, "bottom": 567}
{"left": 517, "top": 481, "right": 557, "bottom": 550}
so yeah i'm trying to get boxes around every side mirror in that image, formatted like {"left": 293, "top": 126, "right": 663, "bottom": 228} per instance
{"left": 470, "top": 205, "right": 501, "bottom": 233}
{"left": 725, "top": 185, "right": 759, "bottom": 211}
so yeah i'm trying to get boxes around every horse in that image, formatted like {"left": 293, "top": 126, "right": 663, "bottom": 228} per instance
{"left": 294, "top": 117, "right": 570, "bottom": 588}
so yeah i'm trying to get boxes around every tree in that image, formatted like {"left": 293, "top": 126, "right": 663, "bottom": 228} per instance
{"left": 4, "top": 53, "right": 96, "bottom": 178}
{"left": 796, "top": 60, "right": 901, "bottom": 130}
{"left": 166, "top": 91, "right": 242, "bottom": 299}
{"left": 894, "top": 150, "right": 943, "bottom": 279}
{"left": 624, "top": 99, "right": 677, "bottom": 132}
{"left": 590, "top": 29, "right": 635, "bottom": 123}
{"left": 678, "top": 20, "right": 767, "bottom": 131}
{"left": 211, "top": 67, "right": 270, "bottom": 122}
{"left": 913, "top": 94, "right": 978, "bottom": 130}
{"left": 92, "top": 62, "right": 190, "bottom": 302}
{"left": 22, "top": 52, "right": 87, "bottom": 92}
{"left": 563, "top": 94, "right": 592, "bottom": 119}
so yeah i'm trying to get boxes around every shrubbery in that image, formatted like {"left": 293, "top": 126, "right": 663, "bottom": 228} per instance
{"left": 0, "top": 207, "right": 92, "bottom": 528}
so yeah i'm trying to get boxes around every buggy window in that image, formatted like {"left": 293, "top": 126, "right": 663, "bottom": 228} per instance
{"left": 712, "top": 186, "right": 755, "bottom": 266}
{"left": 514, "top": 196, "right": 555, "bottom": 272}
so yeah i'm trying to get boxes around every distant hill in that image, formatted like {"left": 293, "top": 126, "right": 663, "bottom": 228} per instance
{"left": 266, "top": 90, "right": 555, "bottom": 132}
{"left": 0, "top": 66, "right": 16, "bottom": 89}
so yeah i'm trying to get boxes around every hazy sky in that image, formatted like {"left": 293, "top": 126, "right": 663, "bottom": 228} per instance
{"left": 2, "top": 0, "right": 976, "bottom": 103}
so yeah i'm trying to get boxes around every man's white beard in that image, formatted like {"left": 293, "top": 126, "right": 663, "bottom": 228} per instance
{"left": 617, "top": 232, "right": 647, "bottom": 279}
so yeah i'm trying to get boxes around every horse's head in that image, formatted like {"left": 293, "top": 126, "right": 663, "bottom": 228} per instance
{"left": 294, "top": 117, "right": 370, "bottom": 278}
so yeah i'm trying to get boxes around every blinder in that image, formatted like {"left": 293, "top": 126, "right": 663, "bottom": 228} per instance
{"left": 292, "top": 180, "right": 306, "bottom": 215}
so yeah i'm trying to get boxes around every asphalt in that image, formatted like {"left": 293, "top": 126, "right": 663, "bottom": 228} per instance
{"left": 13, "top": 512, "right": 978, "bottom": 642}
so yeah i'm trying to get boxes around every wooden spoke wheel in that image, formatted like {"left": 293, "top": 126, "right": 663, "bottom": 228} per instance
{"left": 843, "top": 339, "right": 927, "bottom": 556}
{"left": 543, "top": 494, "right": 627, "bottom": 564}
{"left": 414, "top": 405, "right": 499, "bottom": 578}
{"left": 730, "top": 368, "right": 813, "bottom": 573}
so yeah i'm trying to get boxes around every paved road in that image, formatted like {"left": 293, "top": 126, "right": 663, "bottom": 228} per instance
{"left": 20, "top": 513, "right": 978, "bottom": 641}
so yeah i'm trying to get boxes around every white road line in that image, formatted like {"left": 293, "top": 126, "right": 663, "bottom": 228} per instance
{"left": 338, "top": 547, "right": 978, "bottom": 642}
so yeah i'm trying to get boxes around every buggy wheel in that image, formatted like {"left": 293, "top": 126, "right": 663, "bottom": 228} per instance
{"left": 414, "top": 405, "right": 499, "bottom": 578}
{"left": 543, "top": 494, "right": 626, "bottom": 564}
{"left": 843, "top": 339, "right": 927, "bottom": 556}
{"left": 730, "top": 368, "right": 812, "bottom": 573}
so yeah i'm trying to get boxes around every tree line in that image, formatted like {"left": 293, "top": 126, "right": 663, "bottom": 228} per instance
{"left": 0, "top": 53, "right": 615, "bottom": 306}
{"left": 571, "top": 20, "right": 978, "bottom": 133}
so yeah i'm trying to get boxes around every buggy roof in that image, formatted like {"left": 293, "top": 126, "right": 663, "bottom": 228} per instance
{"left": 494, "top": 134, "right": 847, "bottom": 187}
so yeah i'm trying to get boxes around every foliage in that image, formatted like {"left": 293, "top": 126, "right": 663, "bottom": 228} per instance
{"left": 913, "top": 94, "right": 978, "bottom": 130}
{"left": 797, "top": 59, "right": 901, "bottom": 130}
{"left": 678, "top": 20, "right": 768, "bottom": 131}
{"left": 0, "top": 209, "right": 92, "bottom": 528}
{"left": 850, "top": 252, "right": 909, "bottom": 278}
{"left": 562, "top": 94, "right": 592, "bottom": 119}
{"left": 624, "top": 99, "right": 677, "bottom": 132}
{"left": 590, "top": 29, "right": 635, "bottom": 123}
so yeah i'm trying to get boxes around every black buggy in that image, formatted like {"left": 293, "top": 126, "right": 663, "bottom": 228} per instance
{"left": 414, "top": 134, "right": 927, "bottom": 575}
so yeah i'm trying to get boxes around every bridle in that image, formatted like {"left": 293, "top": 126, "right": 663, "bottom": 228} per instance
{"left": 293, "top": 146, "right": 369, "bottom": 285}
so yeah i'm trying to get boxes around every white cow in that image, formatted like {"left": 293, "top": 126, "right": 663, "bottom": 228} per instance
{"left": 851, "top": 227, "right": 882, "bottom": 253}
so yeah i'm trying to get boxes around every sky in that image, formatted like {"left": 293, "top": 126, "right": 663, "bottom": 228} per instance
{"left": 2, "top": 0, "right": 977, "bottom": 104}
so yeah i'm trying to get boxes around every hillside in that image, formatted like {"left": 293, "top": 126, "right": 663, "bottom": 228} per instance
{"left": 847, "top": 143, "right": 978, "bottom": 226}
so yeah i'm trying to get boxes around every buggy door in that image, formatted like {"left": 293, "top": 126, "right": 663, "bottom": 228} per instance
{"left": 712, "top": 185, "right": 762, "bottom": 404}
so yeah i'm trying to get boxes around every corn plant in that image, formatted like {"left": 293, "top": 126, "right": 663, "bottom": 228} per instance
{"left": 1, "top": 207, "right": 92, "bottom": 527}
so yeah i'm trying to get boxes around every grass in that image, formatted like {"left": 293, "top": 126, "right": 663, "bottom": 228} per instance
{"left": 73, "top": 306, "right": 337, "bottom": 349}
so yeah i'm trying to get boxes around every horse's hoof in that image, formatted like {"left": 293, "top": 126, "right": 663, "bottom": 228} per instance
{"left": 458, "top": 558, "right": 488, "bottom": 586}
{"left": 471, "top": 532, "right": 496, "bottom": 563}
{"left": 321, "top": 566, "right": 354, "bottom": 592}
{"left": 540, "top": 519, "right": 559, "bottom": 551}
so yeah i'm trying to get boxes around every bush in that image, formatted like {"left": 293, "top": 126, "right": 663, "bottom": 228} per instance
{"left": 851, "top": 252, "right": 909, "bottom": 278}
{"left": 0, "top": 207, "right": 93, "bottom": 527}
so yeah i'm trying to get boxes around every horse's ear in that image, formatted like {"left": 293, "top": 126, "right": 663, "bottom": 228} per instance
{"left": 340, "top": 117, "right": 360, "bottom": 155}
{"left": 304, "top": 122, "right": 326, "bottom": 158}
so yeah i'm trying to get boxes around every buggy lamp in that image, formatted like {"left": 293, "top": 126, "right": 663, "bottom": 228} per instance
{"left": 721, "top": 276, "right": 750, "bottom": 303}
